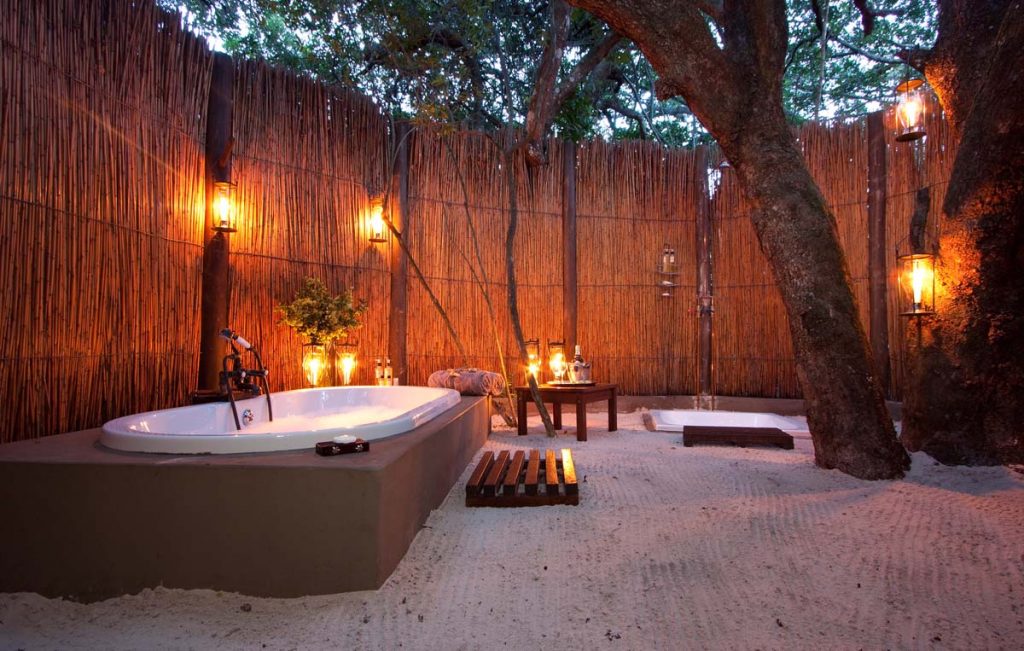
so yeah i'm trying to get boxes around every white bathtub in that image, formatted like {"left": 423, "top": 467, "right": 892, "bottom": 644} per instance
{"left": 100, "top": 386, "right": 462, "bottom": 454}
{"left": 648, "top": 409, "right": 808, "bottom": 432}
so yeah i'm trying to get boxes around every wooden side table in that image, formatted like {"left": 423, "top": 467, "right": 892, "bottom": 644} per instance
{"left": 514, "top": 383, "right": 618, "bottom": 441}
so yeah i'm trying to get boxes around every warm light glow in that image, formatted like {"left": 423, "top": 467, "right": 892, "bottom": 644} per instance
{"left": 339, "top": 352, "right": 357, "bottom": 385}
{"left": 527, "top": 361, "right": 540, "bottom": 382}
{"left": 549, "top": 352, "right": 567, "bottom": 382}
{"left": 211, "top": 181, "right": 237, "bottom": 232}
{"left": 303, "top": 345, "right": 327, "bottom": 387}
{"left": 911, "top": 258, "right": 927, "bottom": 305}
{"left": 898, "top": 251, "right": 936, "bottom": 316}
{"left": 895, "top": 78, "right": 927, "bottom": 142}
{"left": 368, "top": 195, "right": 386, "bottom": 242}
{"left": 899, "top": 96, "right": 923, "bottom": 130}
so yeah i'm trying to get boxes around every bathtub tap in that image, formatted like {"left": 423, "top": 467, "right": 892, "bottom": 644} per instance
{"left": 219, "top": 329, "right": 273, "bottom": 430}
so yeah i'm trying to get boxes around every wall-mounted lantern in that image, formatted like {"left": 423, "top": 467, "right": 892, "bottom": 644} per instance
{"left": 337, "top": 340, "right": 358, "bottom": 385}
{"left": 897, "top": 251, "right": 936, "bottom": 317}
{"left": 302, "top": 342, "right": 328, "bottom": 387}
{"left": 525, "top": 338, "right": 541, "bottom": 382}
{"left": 548, "top": 340, "right": 567, "bottom": 383}
{"left": 368, "top": 194, "right": 387, "bottom": 243}
{"left": 895, "top": 78, "right": 927, "bottom": 142}
{"left": 211, "top": 180, "right": 238, "bottom": 233}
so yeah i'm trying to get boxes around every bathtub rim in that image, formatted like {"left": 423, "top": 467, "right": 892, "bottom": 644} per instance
{"left": 99, "top": 385, "right": 461, "bottom": 455}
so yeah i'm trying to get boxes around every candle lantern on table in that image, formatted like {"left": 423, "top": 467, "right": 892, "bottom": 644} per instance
{"left": 548, "top": 340, "right": 567, "bottom": 383}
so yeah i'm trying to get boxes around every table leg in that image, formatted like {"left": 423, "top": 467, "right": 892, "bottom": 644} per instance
{"left": 517, "top": 392, "right": 527, "bottom": 436}
{"left": 576, "top": 399, "right": 587, "bottom": 442}
{"left": 608, "top": 388, "right": 618, "bottom": 431}
{"left": 553, "top": 402, "right": 562, "bottom": 430}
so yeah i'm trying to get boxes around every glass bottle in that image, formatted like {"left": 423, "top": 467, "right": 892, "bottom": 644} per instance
{"left": 571, "top": 345, "right": 585, "bottom": 382}
{"left": 384, "top": 357, "right": 393, "bottom": 385}
{"left": 374, "top": 358, "right": 383, "bottom": 386}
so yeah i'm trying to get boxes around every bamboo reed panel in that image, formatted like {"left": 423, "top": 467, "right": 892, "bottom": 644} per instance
{"left": 0, "top": 0, "right": 212, "bottom": 443}
{"left": 576, "top": 140, "right": 703, "bottom": 395}
{"left": 227, "top": 58, "right": 390, "bottom": 390}
{"left": 403, "top": 129, "right": 564, "bottom": 386}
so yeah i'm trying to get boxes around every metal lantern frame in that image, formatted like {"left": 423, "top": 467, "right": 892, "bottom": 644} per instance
{"left": 895, "top": 233, "right": 937, "bottom": 318}
{"left": 894, "top": 78, "right": 927, "bottom": 142}
{"left": 336, "top": 339, "right": 358, "bottom": 385}
{"left": 547, "top": 339, "right": 567, "bottom": 383}
{"left": 302, "top": 342, "right": 328, "bottom": 387}
{"left": 211, "top": 180, "right": 238, "bottom": 233}
{"left": 368, "top": 194, "right": 387, "bottom": 243}
{"left": 525, "top": 338, "right": 541, "bottom": 383}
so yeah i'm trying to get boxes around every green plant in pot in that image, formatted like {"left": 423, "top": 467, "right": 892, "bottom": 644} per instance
{"left": 277, "top": 277, "right": 367, "bottom": 386}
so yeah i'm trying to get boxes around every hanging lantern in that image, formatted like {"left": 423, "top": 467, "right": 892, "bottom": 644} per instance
{"left": 368, "top": 194, "right": 387, "bottom": 243}
{"left": 211, "top": 181, "right": 237, "bottom": 232}
{"left": 337, "top": 341, "right": 358, "bottom": 385}
{"left": 525, "top": 338, "right": 541, "bottom": 382}
{"left": 894, "top": 78, "right": 927, "bottom": 142}
{"left": 548, "top": 340, "right": 567, "bottom": 383}
{"left": 897, "top": 251, "right": 936, "bottom": 317}
{"left": 302, "top": 343, "right": 328, "bottom": 387}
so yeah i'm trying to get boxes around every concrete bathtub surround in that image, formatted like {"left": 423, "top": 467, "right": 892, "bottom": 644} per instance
{"left": 0, "top": 396, "right": 489, "bottom": 602}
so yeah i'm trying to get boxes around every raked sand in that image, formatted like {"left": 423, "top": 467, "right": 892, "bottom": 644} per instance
{"left": 2, "top": 411, "right": 1023, "bottom": 650}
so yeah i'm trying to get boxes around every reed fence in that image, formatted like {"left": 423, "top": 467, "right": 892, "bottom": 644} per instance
{"left": 0, "top": 0, "right": 956, "bottom": 443}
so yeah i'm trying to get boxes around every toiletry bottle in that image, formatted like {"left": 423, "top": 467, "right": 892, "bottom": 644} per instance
{"left": 661, "top": 243, "right": 671, "bottom": 272}
{"left": 384, "top": 357, "right": 393, "bottom": 385}
{"left": 669, "top": 247, "right": 676, "bottom": 269}
{"left": 374, "top": 358, "right": 383, "bottom": 386}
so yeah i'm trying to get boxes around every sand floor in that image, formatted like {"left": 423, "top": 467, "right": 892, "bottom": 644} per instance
{"left": 2, "top": 411, "right": 1023, "bottom": 650}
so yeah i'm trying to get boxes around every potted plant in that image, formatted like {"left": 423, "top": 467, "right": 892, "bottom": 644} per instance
{"left": 277, "top": 277, "right": 367, "bottom": 386}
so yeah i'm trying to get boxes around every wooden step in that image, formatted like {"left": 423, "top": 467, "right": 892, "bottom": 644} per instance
{"left": 466, "top": 448, "right": 580, "bottom": 507}
{"left": 682, "top": 426, "right": 794, "bottom": 450}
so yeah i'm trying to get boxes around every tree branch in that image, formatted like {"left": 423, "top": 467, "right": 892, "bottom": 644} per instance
{"left": 830, "top": 34, "right": 902, "bottom": 65}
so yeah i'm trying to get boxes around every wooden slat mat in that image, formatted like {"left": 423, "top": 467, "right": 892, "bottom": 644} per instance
{"left": 466, "top": 448, "right": 579, "bottom": 507}
{"left": 682, "top": 426, "right": 794, "bottom": 449}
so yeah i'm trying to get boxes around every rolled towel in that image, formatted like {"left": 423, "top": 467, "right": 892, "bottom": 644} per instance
{"left": 428, "top": 368, "right": 514, "bottom": 426}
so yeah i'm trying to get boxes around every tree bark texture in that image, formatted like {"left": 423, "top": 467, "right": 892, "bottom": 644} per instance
{"left": 901, "top": 0, "right": 1024, "bottom": 464}
{"left": 569, "top": 0, "right": 909, "bottom": 478}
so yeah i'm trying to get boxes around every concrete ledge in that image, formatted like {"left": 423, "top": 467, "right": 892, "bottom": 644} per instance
{"left": 0, "top": 397, "right": 489, "bottom": 602}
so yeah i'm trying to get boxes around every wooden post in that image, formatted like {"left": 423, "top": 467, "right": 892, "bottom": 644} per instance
{"left": 196, "top": 53, "right": 235, "bottom": 395}
{"left": 695, "top": 147, "right": 714, "bottom": 407}
{"left": 866, "top": 111, "right": 891, "bottom": 395}
{"left": 388, "top": 123, "right": 411, "bottom": 385}
{"left": 562, "top": 142, "right": 578, "bottom": 354}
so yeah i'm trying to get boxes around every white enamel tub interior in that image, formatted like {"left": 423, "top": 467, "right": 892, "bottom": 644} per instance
{"left": 100, "top": 386, "right": 462, "bottom": 454}
{"left": 648, "top": 409, "right": 808, "bottom": 432}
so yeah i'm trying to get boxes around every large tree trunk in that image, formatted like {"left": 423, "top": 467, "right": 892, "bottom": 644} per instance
{"left": 900, "top": 0, "right": 1024, "bottom": 464}
{"left": 729, "top": 108, "right": 906, "bottom": 478}
{"left": 569, "top": 0, "right": 909, "bottom": 479}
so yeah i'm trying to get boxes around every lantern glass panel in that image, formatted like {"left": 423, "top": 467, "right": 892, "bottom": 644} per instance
{"left": 212, "top": 181, "right": 237, "bottom": 232}
{"left": 303, "top": 343, "right": 328, "bottom": 387}
{"left": 895, "top": 79, "right": 927, "bottom": 142}
{"left": 897, "top": 253, "right": 935, "bottom": 316}
{"left": 369, "top": 196, "right": 386, "bottom": 242}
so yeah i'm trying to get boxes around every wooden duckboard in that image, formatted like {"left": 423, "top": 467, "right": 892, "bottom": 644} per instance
{"left": 683, "top": 426, "right": 794, "bottom": 450}
{"left": 465, "top": 448, "right": 579, "bottom": 507}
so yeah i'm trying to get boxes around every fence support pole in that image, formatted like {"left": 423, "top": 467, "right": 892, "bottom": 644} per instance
{"left": 388, "top": 123, "right": 411, "bottom": 385}
{"left": 866, "top": 111, "right": 891, "bottom": 395}
{"left": 562, "top": 142, "right": 578, "bottom": 354}
{"left": 196, "top": 52, "right": 235, "bottom": 396}
{"left": 695, "top": 147, "right": 714, "bottom": 407}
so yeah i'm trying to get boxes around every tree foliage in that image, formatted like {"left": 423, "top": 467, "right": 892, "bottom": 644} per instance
{"left": 165, "top": 0, "right": 936, "bottom": 146}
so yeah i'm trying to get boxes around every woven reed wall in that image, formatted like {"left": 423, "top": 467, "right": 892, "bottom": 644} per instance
{"left": 403, "top": 130, "right": 565, "bottom": 386}
{"left": 0, "top": 0, "right": 212, "bottom": 443}
{"left": 228, "top": 59, "right": 389, "bottom": 390}
{"left": 576, "top": 140, "right": 705, "bottom": 394}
